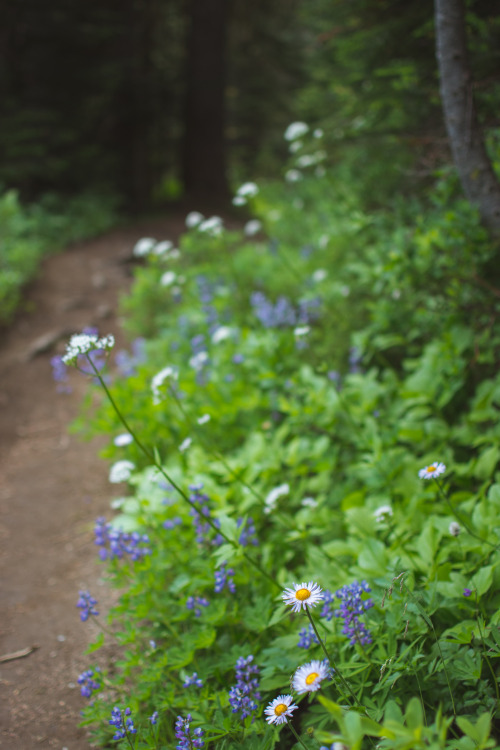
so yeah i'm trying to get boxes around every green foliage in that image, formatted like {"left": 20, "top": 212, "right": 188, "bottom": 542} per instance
{"left": 69, "top": 132, "right": 500, "bottom": 750}
{"left": 0, "top": 189, "right": 118, "bottom": 324}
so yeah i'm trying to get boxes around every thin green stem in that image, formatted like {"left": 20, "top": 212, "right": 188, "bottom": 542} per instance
{"left": 84, "top": 357, "right": 281, "bottom": 590}
{"left": 287, "top": 721, "right": 310, "bottom": 750}
{"left": 474, "top": 598, "right": 500, "bottom": 709}
{"left": 434, "top": 478, "right": 497, "bottom": 550}
{"left": 305, "top": 608, "right": 364, "bottom": 712}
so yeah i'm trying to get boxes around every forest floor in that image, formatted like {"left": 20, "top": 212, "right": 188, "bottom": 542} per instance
{"left": 0, "top": 213, "right": 188, "bottom": 749}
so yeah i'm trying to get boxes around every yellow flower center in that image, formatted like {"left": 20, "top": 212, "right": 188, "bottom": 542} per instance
{"left": 295, "top": 587, "right": 311, "bottom": 601}
{"left": 428, "top": 465, "right": 436, "bottom": 471}
{"left": 274, "top": 703, "right": 288, "bottom": 716}
{"left": 305, "top": 672, "right": 319, "bottom": 685}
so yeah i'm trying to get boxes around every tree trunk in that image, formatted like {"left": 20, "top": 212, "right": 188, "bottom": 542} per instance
{"left": 435, "top": 0, "right": 500, "bottom": 235}
{"left": 181, "top": 0, "right": 230, "bottom": 202}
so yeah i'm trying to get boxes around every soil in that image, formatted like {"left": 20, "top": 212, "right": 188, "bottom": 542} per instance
{"left": 0, "top": 215, "right": 188, "bottom": 749}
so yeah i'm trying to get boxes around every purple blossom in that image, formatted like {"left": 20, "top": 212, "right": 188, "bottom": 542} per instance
{"left": 250, "top": 291, "right": 321, "bottom": 329}
{"left": 320, "top": 589, "right": 335, "bottom": 621}
{"left": 50, "top": 355, "right": 72, "bottom": 393}
{"left": 186, "top": 596, "right": 210, "bottom": 617}
{"left": 175, "top": 714, "right": 205, "bottom": 750}
{"left": 163, "top": 517, "right": 182, "bottom": 530}
{"left": 78, "top": 668, "right": 101, "bottom": 698}
{"left": 298, "top": 624, "right": 320, "bottom": 649}
{"left": 335, "top": 580, "right": 373, "bottom": 646}
{"left": 228, "top": 655, "right": 261, "bottom": 720}
{"left": 76, "top": 590, "right": 99, "bottom": 622}
{"left": 189, "top": 485, "right": 223, "bottom": 546}
{"left": 214, "top": 563, "right": 236, "bottom": 593}
{"left": 183, "top": 672, "right": 204, "bottom": 688}
{"left": 149, "top": 711, "right": 159, "bottom": 725}
{"left": 237, "top": 517, "right": 258, "bottom": 547}
{"left": 94, "top": 517, "right": 150, "bottom": 562}
{"left": 109, "top": 706, "right": 137, "bottom": 741}
{"left": 463, "top": 588, "right": 472, "bottom": 597}
{"left": 115, "top": 337, "right": 147, "bottom": 377}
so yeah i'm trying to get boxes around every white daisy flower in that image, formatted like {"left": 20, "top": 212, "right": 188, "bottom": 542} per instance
{"left": 244, "top": 219, "right": 262, "bottom": 237}
{"left": 109, "top": 460, "right": 135, "bottom": 484}
{"left": 449, "top": 521, "right": 461, "bottom": 537}
{"left": 282, "top": 581, "right": 323, "bottom": 613}
{"left": 113, "top": 433, "right": 133, "bottom": 447}
{"left": 186, "top": 211, "right": 204, "bottom": 228}
{"left": 284, "top": 122, "right": 309, "bottom": 141}
{"left": 133, "top": 237, "right": 156, "bottom": 257}
{"left": 151, "top": 366, "right": 178, "bottom": 405}
{"left": 292, "top": 660, "right": 330, "bottom": 694}
{"left": 418, "top": 462, "right": 446, "bottom": 480}
{"left": 264, "top": 694, "right": 298, "bottom": 725}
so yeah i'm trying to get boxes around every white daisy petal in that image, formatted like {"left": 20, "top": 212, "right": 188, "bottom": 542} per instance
{"left": 418, "top": 462, "right": 446, "bottom": 480}
{"left": 292, "top": 660, "right": 330, "bottom": 694}
{"left": 282, "top": 581, "right": 323, "bottom": 613}
{"left": 264, "top": 694, "right": 298, "bottom": 725}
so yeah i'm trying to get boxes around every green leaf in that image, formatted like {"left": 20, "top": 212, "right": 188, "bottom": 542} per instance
{"left": 84, "top": 631, "right": 104, "bottom": 654}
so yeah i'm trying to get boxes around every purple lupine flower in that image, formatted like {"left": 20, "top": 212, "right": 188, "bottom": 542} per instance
{"left": 175, "top": 714, "right": 205, "bottom": 750}
{"left": 250, "top": 291, "right": 321, "bottom": 329}
{"left": 189, "top": 484, "right": 223, "bottom": 546}
{"left": 76, "top": 590, "right": 99, "bottom": 622}
{"left": 186, "top": 596, "right": 210, "bottom": 617}
{"left": 77, "top": 668, "right": 101, "bottom": 698}
{"left": 109, "top": 706, "right": 137, "bottom": 741}
{"left": 50, "top": 355, "right": 72, "bottom": 393}
{"left": 115, "top": 337, "right": 147, "bottom": 377}
{"left": 94, "top": 517, "right": 150, "bottom": 562}
{"left": 163, "top": 517, "right": 182, "bottom": 530}
{"left": 183, "top": 672, "right": 204, "bottom": 688}
{"left": 335, "top": 580, "right": 373, "bottom": 646}
{"left": 149, "top": 711, "right": 159, "bottom": 725}
{"left": 214, "top": 563, "right": 236, "bottom": 593}
{"left": 463, "top": 588, "right": 472, "bottom": 597}
{"left": 297, "top": 624, "right": 320, "bottom": 649}
{"left": 320, "top": 589, "right": 335, "bottom": 621}
{"left": 237, "top": 517, "right": 258, "bottom": 547}
{"left": 228, "top": 655, "right": 261, "bottom": 720}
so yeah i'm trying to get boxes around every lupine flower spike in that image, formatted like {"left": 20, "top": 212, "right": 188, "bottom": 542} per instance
{"left": 292, "top": 660, "right": 330, "bottom": 694}
{"left": 282, "top": 581, "right": 323, "bottom": 612}
{"left": 264, "top": 694, "right": 298, "bottom": 725}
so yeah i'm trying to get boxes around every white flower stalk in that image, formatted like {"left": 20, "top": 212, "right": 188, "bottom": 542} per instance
{"left": 109, "top": 460, "right": 135, "bottom": 484}
{"left": 292, "top": 660, "right": 330, "bottom": 694}
{"left": 151, "top": 366, "right": 178, "bottom": 405}
{"left": 264, "top": 695, "right": 298, "bottom": 725}
{"left": 282, "top": 581, "right": 323, "bottom": 613}
{"left": 264, "top": 483, "right": 289, "bottom": 514}
{"left": 185, "top": 211, "right": 204, "bottom": 228}
{"left": 284, "top": 121, "right": 309, "bottom": 141}
{"left": 418, "top": 462, "right": 446, "bottom": 480}
{"left": 62, "top": 333, "right": 115, "bottom": 366}
{"left": 133, "top": 237, "right": 156, "bottom": 257}
{"left": 244, "top": 219, "right": 262, "bottom": 237}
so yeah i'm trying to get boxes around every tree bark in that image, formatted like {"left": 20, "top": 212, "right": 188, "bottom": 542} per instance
{"left": 435, "top": 0, "right": 500, "bottom": 235}
{"left": 181, "top": 0, "right": 230, "bottom": 201}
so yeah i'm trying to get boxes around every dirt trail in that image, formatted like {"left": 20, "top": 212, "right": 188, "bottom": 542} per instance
{"left": 0, "top": 215, "right": 186, "bottom": 749}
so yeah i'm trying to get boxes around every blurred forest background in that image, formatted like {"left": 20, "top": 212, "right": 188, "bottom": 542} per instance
{"left": 1, "top": 0, "right": 500, "bottom": 213}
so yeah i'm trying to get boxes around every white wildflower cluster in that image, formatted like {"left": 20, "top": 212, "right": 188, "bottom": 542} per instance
{"left": 185, "top": 212, "right": 224, "bottom": 236}
{"left": 293, "top": 325, "right": 310, "bottom": 338}
{"left": 243, "top": 219, "right": 262, "bottom": 237}
{"left": 62, "top": 333, "right": 115, "bottom": 366}
{"left": 151, "top": 365, "right": 178, "bottom": 405}
{"left": 285, "top": 169, "right": 302, "bottom": 183}
{"left": 133, "top": 237, "right": 179, "bottom": 259}
{"left": 211, "top": 326, "right": 233, "bottom": 344}
{"left": 284, "top": 121, "right": 309, "bottom": 142}
{"left": 264, "top": 483, "right": 289, "bottom": 514}
{"left": 232, "top": 181, "right": 259, "bottom": 207}
{"left": 109, "top": 460, "right": 135, "bottom": 484}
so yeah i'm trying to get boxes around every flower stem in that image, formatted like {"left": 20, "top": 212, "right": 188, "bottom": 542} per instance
{"left": 85, "top": 356, "right": 281, "bottom": 590}
{"left": 434, "top": 478, "right": 497, "bottom": 549}
{"left": 287, "top": 721, "right": 310, "bottom": 750}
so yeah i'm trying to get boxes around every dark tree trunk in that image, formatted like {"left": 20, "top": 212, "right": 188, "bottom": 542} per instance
{"left": 435, "top": 0, "right": 500, "bottom": 235}
{"left": 181, "top": 0, "right": 230, "bottom": 201}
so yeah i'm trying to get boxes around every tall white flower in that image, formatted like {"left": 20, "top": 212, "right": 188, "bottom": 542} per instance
{"left": 62, "top": 333, "right": 114, "bottom": 365}
{"left": 292, "top": 660, "right": 330, "bottom": 694}
{"left": 284, "top": 122, "right": 309, "bottom": 141}
{"left": 264, "top": 695, "right": 298, "bottom": 725}
{"left": 151, "top": 366, "right": 178, "bottom": 405}
{"left": 109, "top": 460, "right": 135, "bottom": 484}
